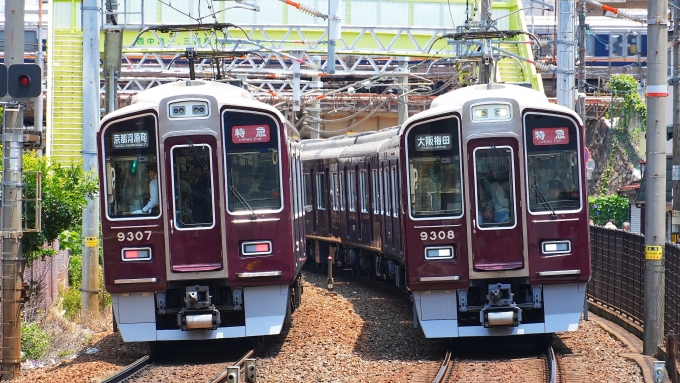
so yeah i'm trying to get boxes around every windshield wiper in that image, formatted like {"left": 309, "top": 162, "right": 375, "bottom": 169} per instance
{"left": 188, "top": 141, "right": 209, "bottom": 170}
{"left": 229, "top": 185, "right": 257, "bottom": 219}
{"left": 533, "top": 185, "right": 556, "bottom": 219}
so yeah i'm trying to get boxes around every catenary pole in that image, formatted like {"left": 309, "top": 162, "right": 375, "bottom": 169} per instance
{"left": 672, "top": 0, "right": 680, "bottom": 243}
{"left": 644, "top": 0, "right": 667, "bottom": 355}
{"left": 556, "top": 0, "right": 576, "bottom": 108}
{"left": 81, "top": 0, "right": 101, "bottom": 317}
{"left": 0, "top": 0, "right": 25, "bottom": 379}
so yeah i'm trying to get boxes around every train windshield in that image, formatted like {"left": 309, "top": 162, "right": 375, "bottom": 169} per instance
{"left": 170, "top": 144, "right": 214, "bottom": 229}
{"left": 101, "top": 115, "right": 160, "bottom": 219}
{"left": 406, "top": 117, "right": 462, "bottom": 219}
{"left": 524, "top": 113, "right": 582, "bottom": 213}
{"left": 223, "top": 110, "right": 282, "bottom": 212}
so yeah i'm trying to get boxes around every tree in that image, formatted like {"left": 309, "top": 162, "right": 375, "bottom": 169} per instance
{"left": 21, "top": 153, "right": 99, "bottom": 266}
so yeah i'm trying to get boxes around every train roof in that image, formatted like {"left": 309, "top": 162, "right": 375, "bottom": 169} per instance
{"left": 526, "top": 14, "right": 647, "bottom": 33}
{"left": 99, "top": 80, "right": 285, "bottom": 130}
{"left": 301, "top": 126, "right": 399, "bottom": 151}
{"left": 400, "top": 83, "right": 580, "bottom": 131}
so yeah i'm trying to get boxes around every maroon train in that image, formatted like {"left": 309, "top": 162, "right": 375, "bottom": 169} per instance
{"left": 301, "top": 83, "right": 591, "bottom": 337}
{"left": 98, "top": 80, "right": 305, "bottom": 342}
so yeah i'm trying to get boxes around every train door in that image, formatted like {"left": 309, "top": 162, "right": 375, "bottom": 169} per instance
{"left": 370, "top": 167, "right": 381, "bottom": 248}
{"left": 347, "top": 166, "right": 359, "bottom": 242}
{"left": 467, "top": 138, "right": 524, "bottom": 271}
{"left": 164, "top": 136, "right": 223, "bottom": 272}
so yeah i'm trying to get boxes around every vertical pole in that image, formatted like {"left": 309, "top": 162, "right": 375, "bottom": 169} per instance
{"left": 1, "top": 107, "right": 24, "bottom": 380}
{"left": 478, "top": 0, "right": 493, "bottom": 84}
{"left": 292, "top": 51, "right": 301, "bottom": 113}
{"left": 556, "top": 0, "right": 576, "bottom": 108}
{"left": 327, "top": 0, "right": 342, "bottom": 74}
{"left": 644, "top": 0, "right": 667, "bottom": 356}
{"left": 1, "top": 1, "right": 25, "bottom": 379}
{"left": 398, "top": 57, "right": 409, "bottom": 125}
{"left": 672, "top": 0, "right": 680, "bottom": 243}
{"left": 103, "top": 29, "right": 122, "bottom": 115}
{"left": 82, "top": 0, "right": 101, "bottom": 318}
{"left": 310, "top": 56, "right": 322, "bottom": 139}
{"left": 577, "top": 0, "right": 586, "bottom": 93}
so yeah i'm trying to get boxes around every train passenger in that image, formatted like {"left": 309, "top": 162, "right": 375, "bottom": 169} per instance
{"left": 492, "top": 183, "right": 510, "bottom": 223}
{"left": 190, "top": 160, "right": 212, "bottom": 223}
{"left": 132, "top": 164, "right": 158, "bottom": 214}
{"left": 477, "top": 170, "right": 493, "bottom": 224}
{"left": 549, "top": 160, "right": 574, "bottom": 194}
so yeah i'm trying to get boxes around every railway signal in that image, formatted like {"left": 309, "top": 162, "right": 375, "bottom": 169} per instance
{"left": 7, "top": 64, "right": 42, "bottom": 98}
{"left": 0, "top": 64, "right": 7, "bottom": 97}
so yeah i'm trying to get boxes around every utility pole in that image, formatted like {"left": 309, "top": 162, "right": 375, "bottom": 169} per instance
{"left": 556, "top": 0, "right": 576, "bottom": 108}
{"left": 644, "top": 0, "right": 668, "bottom": 356}
{"left": 327, "top": 0, "right": 341, "bottom": 74}
{"left": 1, "top": 0, "right": 25, "bottom": 379}
{"left": 397, "top": 57, "right": 409, "bottom": 125}
{"left": 577, "top": 0, "right": 586, "bottom": 94}
{"left": 310, "top": 56, "right": 322, "bottom": 139}
{"left": 479, "top": 0, "right": 493, "bottom": 84}
{"left": 672, "top": 0, "right": 680, "bottom": 244}
{"left": 81, "top": 0, "right": 101, "bottom": 317}
{"left": 103, "top": 0, "right": 122, "bottom": 115}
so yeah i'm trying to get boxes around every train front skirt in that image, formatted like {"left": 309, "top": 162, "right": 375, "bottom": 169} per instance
{"left": 412, "top": 283, "right": 586, "bottom": 337}
{"left": 112, "top": 285, "right": 289, "bottom": 341}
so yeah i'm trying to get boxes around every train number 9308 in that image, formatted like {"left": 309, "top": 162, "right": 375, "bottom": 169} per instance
{"left": 117, "top": 231, "right": 153, "bottom": 242}
{"left": 420, "top": 230, "right": 455, "bottom": 241}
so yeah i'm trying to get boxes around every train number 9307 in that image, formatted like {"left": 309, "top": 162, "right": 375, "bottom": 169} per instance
{"left": 117, "top": 231, "right": 153, "bottom": 242}
{"left": 420, "top": 230, "right": 455, "bottom": 241}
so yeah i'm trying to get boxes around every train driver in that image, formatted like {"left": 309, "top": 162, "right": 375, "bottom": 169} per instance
{"left": 546, "top": 179, "right": 565, "bottom": 201}
{"left": 132, "top": 164, "right": 159, "bottom": 214}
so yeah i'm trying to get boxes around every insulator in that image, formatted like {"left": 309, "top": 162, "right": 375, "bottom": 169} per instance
{"left": 304, "top": 60, "right": 321, "bottom": 71}
{"left": 616, "top": 10, "right": 644, "bottom": 24}
{"left": 298, "top": 3, "right": 328, "bottom": 20}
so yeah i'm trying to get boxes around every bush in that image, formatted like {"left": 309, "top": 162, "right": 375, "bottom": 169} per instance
{"left": 21, "top": 322, "right": 51, "bottom": 360}
{"left": 589, "top": 194, "right": 629, "bottom": 227}
{"left": 61, "top": 286, "right": 81, "bottom": 320}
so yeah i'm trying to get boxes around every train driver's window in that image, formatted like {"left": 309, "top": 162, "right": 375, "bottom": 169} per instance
{"left": 101, "top": 115, "right": 160, "bottom": 219}
{"left": 224, "top": 110, "right": 282, "bottom": 213}
{"left": 170, "top": 144, "right": 214, "bottom": 229}
{"left": 405, "top": 117, "right": 462, "bottom": 219}
{"left": 473, "top": 147, "right": 515, "bottom": 228}
{"left": 524, "top": 113, "right": 582, "bottom": 213}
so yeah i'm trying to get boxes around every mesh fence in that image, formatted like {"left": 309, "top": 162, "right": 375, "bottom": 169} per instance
{"left": 21, "top": 242, "right": 70, "bottom": 323}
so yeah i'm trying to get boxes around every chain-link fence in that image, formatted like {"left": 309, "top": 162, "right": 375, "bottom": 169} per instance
{"left": 21, "top": 242, "right": 69, "bottom": 323}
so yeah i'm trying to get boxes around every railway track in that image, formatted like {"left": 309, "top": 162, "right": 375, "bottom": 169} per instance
{"left": 99, "top": 338, "right": 265, "bottom": 383}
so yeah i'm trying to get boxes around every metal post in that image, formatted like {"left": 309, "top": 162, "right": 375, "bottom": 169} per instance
{"left": 644, "top": 0, "right": 667, "bottom": 356}
{"left": 1, "top": 106, "right": 24, "bottom": 380}
{"left": 1, "top": 1, "right": 25, "bottom": 379}
{"left": 398, "top": 57, "right": 409, "bottom": 125}
{"left": 556, "top": 0, "right": 576, "bottom": 108}
{"left": 310, "top": 56, "right": 322, "bottom": 139}
{"left": 292, "top": 51, "right": 302, "bottom": 112}
{"left": 672, "top": 0, "right": 680, "bottom": 243}
{"left": 81, "top": 0, "right": 101, "bottom": 318}
{"left": 103, "top": 28, "right": 122, "bottom": 115}
{"left": 577, "top": 0, "right": 586, "bottom": 93}
{"left": 327, "top": 0, "right": 342, "bottom": 74}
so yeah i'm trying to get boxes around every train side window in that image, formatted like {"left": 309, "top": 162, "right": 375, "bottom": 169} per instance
{"left": 292, "top": 157, "right": 299, "bottom": 217}
{"left": 391, "top": 166, "right": 398, "bottom": 217}
{"left": 331, "top": 172, "right": 339, "bottom": 211}
{"left": 372, "top": 169, "right": 380, "bottom": 215}
{"left": 627, "top": 33, "right": 638, "bottom": 56}
{"left": 405, "top": 116, "right": 462, "bottom": 219}
{"left": 170, "top": 144, "right": 214, "bottom": 229}
{"left": 348, "top": 170, "right": 356, "bottom": 212}
{"left": 384, "top": 167, "right": 391, "bottom": 216}
{"left": 339, "top": 170, "right": 346, "bottom": 211}
{"left": 223, "top": 110, "right": 282, "bottom": 213}
{"left": 303, "top": 173, "right": 312, "bottom": 211}
{"left": 611, "top": 34, "right": 623, "bottom": 57}
{"left": 524, "top": 113, "right": 582, "bottom": 214}
{"left": 360, "top": 169, "right": 368, "bottom": 213}
{"left": 379, "top": 168, "right": 384, "bottom": 215}
{"left": 101, "top": 114, "right": 160, "bottom": 219}
{"left": 316, "top": 173, "right": 326, "bottom": 210}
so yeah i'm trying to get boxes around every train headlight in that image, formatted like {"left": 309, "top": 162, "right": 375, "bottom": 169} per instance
{"left": 471, "top": 104, "right": 512, "bottom": 122}
{"left": 121, "top": 247, "right": 152, "bottom": 261}
{"left": 241, "top": 241, "right": 273, "bottom": 256}
{"left": 424, "top": 246, "right": 455, "bottom": 260}
{"left": 541, "top": 240, "right": 571, "bottom": 255}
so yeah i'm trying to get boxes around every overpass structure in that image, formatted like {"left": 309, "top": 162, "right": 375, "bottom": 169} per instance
{"left": 45, "top": 0, "right": 542, "bottom": 161}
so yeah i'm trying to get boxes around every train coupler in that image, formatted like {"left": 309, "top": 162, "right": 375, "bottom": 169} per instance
{"left": 480, "top": 306, "right": 522, "bottom": 327}
{"left": 178, "top": 308, "right": 221, "bottom": 330}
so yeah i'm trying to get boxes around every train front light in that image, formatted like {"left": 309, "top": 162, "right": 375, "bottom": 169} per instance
{"left": 471, "top": 104, "right": 512, "bottom": 122}
{"left": 541, "top": 240, "right": 571, "bottom": 255}
{"left": 424, "top": 246, "right": 455, "bottom": 260}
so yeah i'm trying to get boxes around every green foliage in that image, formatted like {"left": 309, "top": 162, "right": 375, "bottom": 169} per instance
{"left": 22, "top": 154, "right": 98, "bottom": 267}
{"left": 21, "top": 322, "right": 51, "bottom": 360}
{"left": 588, "top": 194, "right": 630, "bottom": 227}
{"left": 608, "top": 74, "right": 647, "bottom": 122}
{"left": 61, "top": 285, "right": 81, "bottom": 320}
{"left": 68, "top": 254, "right": 82, "bottom": 287}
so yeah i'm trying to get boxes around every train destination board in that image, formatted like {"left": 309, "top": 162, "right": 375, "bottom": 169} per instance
{"left": 232, "top": 125, "right": 271, "bottom": 144}
{"left": 112, "top": 131, "right": 149, "bottom": 149}
{"left": 415, "top": 133, "right": 452, "bottom": 151}
{"left": 532, "top": 127, "right": 569, "bottom": 146}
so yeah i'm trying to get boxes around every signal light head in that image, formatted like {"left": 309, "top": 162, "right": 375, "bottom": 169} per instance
{"left": 18, "top": 75, "right": 30, "bottom": 86}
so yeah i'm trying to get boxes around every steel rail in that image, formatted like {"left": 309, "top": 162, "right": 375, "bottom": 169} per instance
{"left": 209, "top": 349, "right": 255, "bottom": 383}
{"left": 547, "top": 345, "right": 557, "bottom": 383}
{"left": 431, "top": 349, "right": 452, "bottom": 383}
{"left": 98, "top": 355, "right": 152, "bottom": 383}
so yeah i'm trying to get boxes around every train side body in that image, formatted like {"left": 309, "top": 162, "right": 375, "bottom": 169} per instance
{"left": 98, "top": 80, "right": 304, "bottom": 342}
{"left": 302, "top": 84, "right": 590, "bottom": 338}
